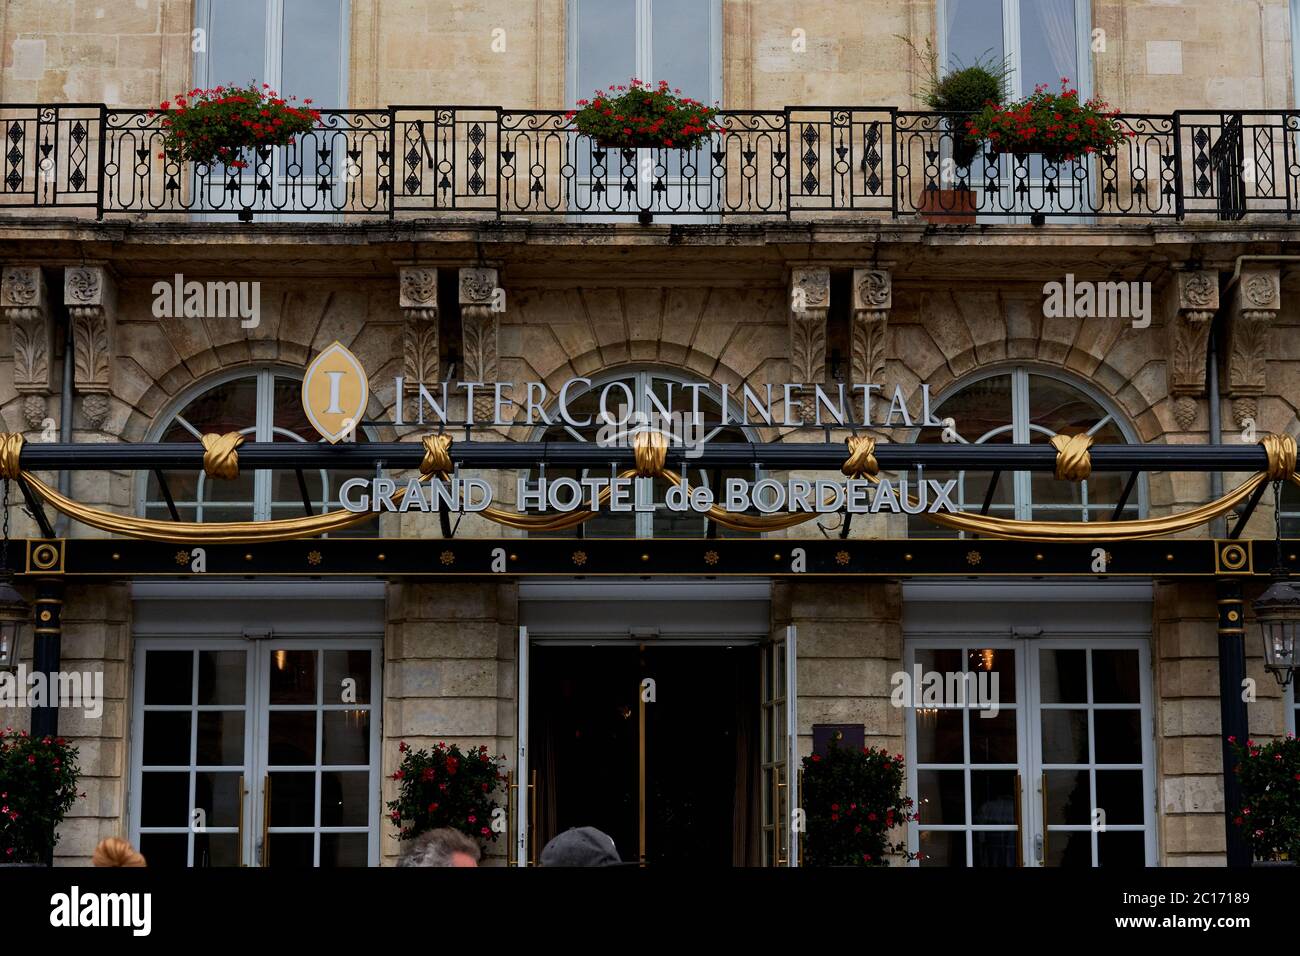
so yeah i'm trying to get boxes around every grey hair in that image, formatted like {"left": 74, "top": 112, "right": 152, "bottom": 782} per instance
{"left": 398, "top": 827, "right": 482, "bottom": 867}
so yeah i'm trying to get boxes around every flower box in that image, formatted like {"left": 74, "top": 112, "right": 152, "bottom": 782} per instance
{"left": 152, "top": 82, "right": 321, "bottom": 169}
{"left": 965, "top": 78, "right": 1130, "bottom": 166}
{"left": 569, "top": 79, "right": 720, "bottom": 152}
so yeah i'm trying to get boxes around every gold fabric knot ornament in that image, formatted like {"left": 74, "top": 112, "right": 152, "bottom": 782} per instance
{"left": 633, "top": 430, "right": 668, "bottom": 477}
{"left": 420, "top": 434, "right": 454, "bottom": 477}
{"left": 842, "top": 435, "right": 879, "bottom": 479}
{"left": 201, "top": 432, "right": 244, "bottom": 481}
{"left": 0, "top": 432, "right": 23, "bottom": 481}
{"left": 1260, "top": 433, "right": 1298, "bottom": 482}
{"left": 1050, "top": 433, "right": 1094, "bottom": 482}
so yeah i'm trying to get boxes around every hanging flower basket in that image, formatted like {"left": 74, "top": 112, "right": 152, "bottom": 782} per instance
{"left": 568, "top": 79, "right": 721, "bottom": 151}
{"left": 151, "top": 82, "right": 321, "bottom": 169}
{"left": 965, "top": 78, "right": 1130, "bottom": 165}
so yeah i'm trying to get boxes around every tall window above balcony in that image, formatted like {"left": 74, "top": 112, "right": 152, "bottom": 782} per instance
{"left": 941, "top": 0, "right": 1093, "bottom": 97}
{"left": 193, "top": 0, "right": 348, "bottom": 108}
{"left": 567, "top": 0, "right": 721, "bottom": 105}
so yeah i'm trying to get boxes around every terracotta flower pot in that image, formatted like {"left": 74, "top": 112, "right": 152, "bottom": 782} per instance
{"left": 918, "top": 186, "right": 977, "bottom": 224}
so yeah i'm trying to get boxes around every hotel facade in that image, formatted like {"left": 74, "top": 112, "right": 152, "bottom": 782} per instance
{"left": 2, "top": 0, "right": 1300, "bottom": 868}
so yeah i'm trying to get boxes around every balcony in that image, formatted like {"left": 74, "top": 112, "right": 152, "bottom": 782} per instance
{"left": 0, "top": 104, "right": 1290, "bottom": 222}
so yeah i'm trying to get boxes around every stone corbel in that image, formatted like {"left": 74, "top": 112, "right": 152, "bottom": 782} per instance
{"left": 459, "top": 267, "right": 500, "bottom": 424}
{"left": 64, "top": 265, "right": 116, "bottom": 431}
{"left": 789, "top": 266, "right": 829, "bottom": 423}
{"left": 1226, "top": 267, "right": 1280, "bottom": 430}
{"left": 851, "top": 268, "right": 892, "bottom": 390}
{"left": 399, "top": 267, "right": 439, "bottom": 395}
{"left": 1166, "top": 270, "right": 1218, "bottom": 431}
{"left": 1, "top": 266, "right": 53, "bottom": 431}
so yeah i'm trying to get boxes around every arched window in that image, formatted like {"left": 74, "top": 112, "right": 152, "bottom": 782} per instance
{"left": 909, "top": 367, "right": 1144, "bottom": 536}
{"left": 140, "top": 367, "right": 374, "bottom": 533}
{"left": 530, "top": 368, "right": 755, "bottom": 538}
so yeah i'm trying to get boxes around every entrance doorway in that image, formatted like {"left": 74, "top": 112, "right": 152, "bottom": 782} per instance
{"left": 529, "top": 645, "right": 760, "bottom": 866}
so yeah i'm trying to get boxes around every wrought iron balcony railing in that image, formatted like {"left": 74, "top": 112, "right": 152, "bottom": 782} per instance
{"left": 0, "top": 104, "right": 1292, "bottom": 222}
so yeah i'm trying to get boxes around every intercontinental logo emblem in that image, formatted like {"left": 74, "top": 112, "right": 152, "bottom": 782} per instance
{"left": 302, "top": 341, "right": 369, "bottom": 443}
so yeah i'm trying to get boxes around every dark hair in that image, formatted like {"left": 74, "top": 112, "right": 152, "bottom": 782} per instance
{"left": 397, "top": 827, "right": 481, "bottom": 867}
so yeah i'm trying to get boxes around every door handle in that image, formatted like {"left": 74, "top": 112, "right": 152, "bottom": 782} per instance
{"left": 260, "top": 775, "right": 271, "bottom": 867}
{"left": 1037, "top": 775, "right": 1048, "bottom": 865}
{"left": 237, "top": 774, "right": 245, "bottom": 867}
{"left": 1013, "top": 773, "right": 1023, "bottom": 867}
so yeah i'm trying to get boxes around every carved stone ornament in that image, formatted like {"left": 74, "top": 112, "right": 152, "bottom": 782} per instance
{"left": 81, "top": 393, "right": 110, "bottom": 429}
{"left": 851, "top": 268, "right": 892, "bottom": 396}
{"left": 853, "top": 269, "right": 892, "bottom": 311}
{"left": 64, "top": 266, "right": 103, "bottom": 305}
{"left": 790, "top": 267, "right": 830, "bottom": 310}
{"left": 459, "top": 267, "right": 498, "bottom": 305}
{"left": 64, "top": 265, "right": 115, "bottom": 401}
{"left": 399, "top": 267, "right": 439, "bottom": 309}
{"left": 1242, "top": 271, "right": 1279, "bottom": 310}
{"left": 1178, "top": 271, "right": 1218, "bottom": 312}
{"left": 1, "top": 267, "right": 53, "bottom": 396}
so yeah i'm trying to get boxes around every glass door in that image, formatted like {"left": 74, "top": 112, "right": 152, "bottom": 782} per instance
{"left": 131, "top": 638, "right": 381, "bottom": 866}
{"left": 759, "top": 625, "right": 798, "bottom": 866}
{"left": 905, "top": 638, "right": 1154, "bottom": 866}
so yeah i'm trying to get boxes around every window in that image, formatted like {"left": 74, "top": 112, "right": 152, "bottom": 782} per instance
{"left": 1283, "top": 480, "right": 1300, "bottom": 537}
{"left": 568, "top": 0, "right": 721, "bottom": 107}
{"left": 194, "top": 0, "right": 348, "bottom": 108}
{"left": 941, "top": 0, "right": 1092, "bottom": 98}
{"left": 529, "top": 369, "right": 754, "bottom": 538}
{"left": 909, "top": 367, "right": 1143, "bottom": 536}
{"left": 141, "top": 368, "right": 374, "bottom": 531}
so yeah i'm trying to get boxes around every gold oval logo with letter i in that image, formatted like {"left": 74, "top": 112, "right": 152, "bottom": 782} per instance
{"left": 302, "top": 341, "right": 369, "bottom": 443}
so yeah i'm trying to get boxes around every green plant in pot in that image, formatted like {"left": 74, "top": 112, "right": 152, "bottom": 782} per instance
{"left": 0, "top": 729, "right": 82, "bottom": 865}
{"left": 386, "top": 740, "right": 507, "bottom": 848}
{"left": 801, "top": 741, "right": 920, "bottom": 866}
{"left": 1230, "top": 734, "right": 1300, "bottom": 864}
{"left": 903, "top": 38, "right": 1009, "bottom": 170}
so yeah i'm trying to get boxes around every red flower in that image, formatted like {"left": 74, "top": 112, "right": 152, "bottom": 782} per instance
{"left": 398, "top": 741, "right": 408, "bottom": 752}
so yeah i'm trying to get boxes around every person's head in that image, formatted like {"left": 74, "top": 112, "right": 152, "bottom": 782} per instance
{"left": 398, "top": 828, "right": 481, "bottom": 867}
{"left": 539, "top": 826, "right": 625, "bottom": 867}
{"left": 92, "top": 837, "right": 147, "bottom": 867}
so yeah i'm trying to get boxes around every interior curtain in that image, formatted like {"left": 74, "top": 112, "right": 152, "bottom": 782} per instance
{"left": 1036, "top": 0, "right": 1078, "bottom": 85}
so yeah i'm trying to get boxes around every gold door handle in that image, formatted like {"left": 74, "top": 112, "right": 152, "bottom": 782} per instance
{"left": 776, "top": 775, "right": 787, "bottom": 865}
{"left": 261, "top": 775, "right": 271, "bottom": 868}
{"left": 506, "top": 771, "right": 516, "bottom": 866}
{"left": 237, "top": 774, "right": 245, "bottom": 867}
{"left": 1013, "top": 773, "right": 1023, "bottom": 867}
{"left": 528, "top": 768, "right": 538, "bottom": 867}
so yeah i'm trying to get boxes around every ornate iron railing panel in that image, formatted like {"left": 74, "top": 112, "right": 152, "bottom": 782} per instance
{"left": 2, "top": 104, "right": 1299, "bottom": 221}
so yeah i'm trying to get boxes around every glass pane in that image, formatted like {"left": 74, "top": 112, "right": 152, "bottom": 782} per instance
{"left": 918, "top": 829, "right": 965, "bottom": 866}
{"left": 269, "top": 649, "right": 318, "bottom": 704}
{"left": 652, "top": 0, "right": 713, "bottom": 102}
{"left": 576, "top": 0, "right": 636, "bottom": 99}
{"left": 198, "top": 650, "right": 246, "bottom": 705}
{"left": 970, "top": 770, "right": 1016, "bottom": 824}
{"left": 196, "top": 711, "right": 245, "bottom": 766}
{"left": 969, "top": 708, "right": 1017, "bottom": 763}
{"left": 322, "top": 711, "right": 370, "bottom": 766}
{"left": 320, "top": 771, "right": 370, "bottom": 826}
{"left": 967, "top": 647, "right": 1016, "bottom": 704}
{"left": 145, "top": 650, "right": 193, "bottom": 705}
{"left": 282, "top": 0, "right": 344, "bottom": 109}
{"left": 323, "top": 651, "right": 372, "bottom": 705}
{"left": 194, "top": 832, "right": 241, "bottom": 868}
{"left": 1038, "top": 649, "right": 1087, "bottom": 703}
{"left": 1093, "top": 710, "right": 1142, "bottom": 764}
{"left": 914, "top": 647, "right": 962, "bottom": 676}
{"left": 1018, "top": 0, "right": 1079, "bottom": 93}
{"left": 194, "top": 771, "right": 243, "bottom": 828}
{"left": 917, "top": 769, "right": 965, "bottom": 824}
{"left": 140, "top": 772, "right": 190, "bottom": 827}
{"left": 915, "top": 709, "right": 964, "bottom": 764}
{"left": 267, "top": 833, "right": 315, "bottom": 867}
{"left": 273, "top": 375, "right": 317, "bottom": 440}
{"left": 1092, "top": 649, "right": 1140, "bottom": 703}
{"left": 174, "top": 376, "right": 258, "bottom": 437}
{"left": 142, "top": 711, "right": 192, "bottom": 766}
{"left": 1040, "top": 710, "right": 1089, "bottom": 763}
{"left": 1044, "top": 829, "right": 1093, "bottom": 866}
{"left": 320, "top": 832, "right": 369, "bottom": 867}
{"left": 138, "top": 832, "right": 188, "bottom": 868}
{"left": 1095, "top": 770, "right": 1144, "bottom": 825}
{"left": 269, "top": 772, "right": 316, "bottom": 826}
{"left": 972, "top": 830, "right": 1017, "bottom": 867}
{"left": 944, "top": 0, "right": 1004, "bottom": 70}
{"left": 268, "top": 711, "right": 318, "bottom": 765}
{"left": 1043, "top": 769, "right": 1090, "bottom": 825}
{"left": 1098, "top": 831, "right": 1146, "bottom": 866}
{"left": 208, "top": 0, "right": 267, "bottom": 88}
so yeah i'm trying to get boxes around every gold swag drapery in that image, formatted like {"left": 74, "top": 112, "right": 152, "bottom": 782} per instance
{"left": 0, "top": 431, "right": 1295, "bottom": 544}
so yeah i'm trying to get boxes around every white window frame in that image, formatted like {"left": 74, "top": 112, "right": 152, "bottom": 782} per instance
{"left": 922, "top": 365, "right": 1148, "bottom": 523}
